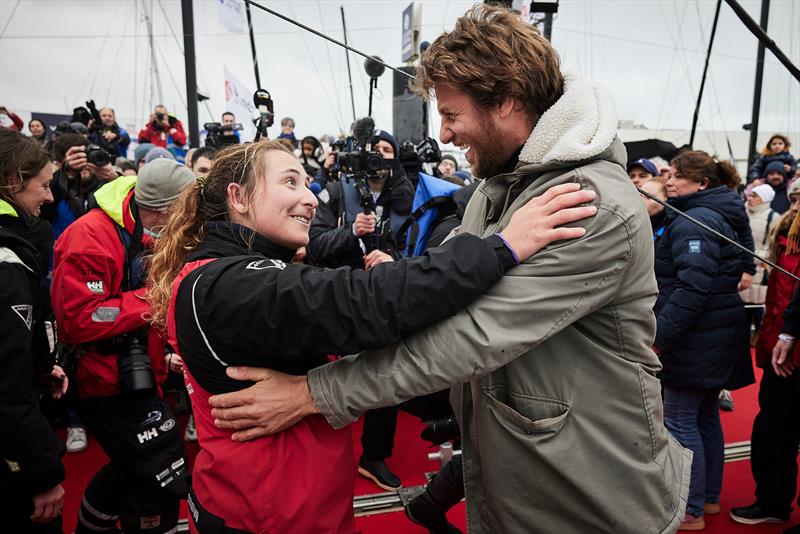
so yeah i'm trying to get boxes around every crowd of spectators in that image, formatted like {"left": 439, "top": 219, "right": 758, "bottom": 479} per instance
{"left": 3, "top": 71, "right": 800, "bottom": 534}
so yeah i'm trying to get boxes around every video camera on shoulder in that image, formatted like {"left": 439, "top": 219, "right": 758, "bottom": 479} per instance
{"left": 332, "top": 117, "right": 392, "bottom": 183}
{"left": 398, "top": 137, "right": 442, "bottom": 178}
{"left": 204, "top": 122, "right": 243, "bottom": 148}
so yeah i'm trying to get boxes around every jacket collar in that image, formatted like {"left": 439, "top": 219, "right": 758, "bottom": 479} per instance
{"left": 0, "top": 198, "right": 19, "bottom": 218}
{"left": 93, "top": 175, "right": 137, "bottom": 228}
{"left": 519, "top": 73, "right": 618, "bottom": 166}
{"left": 0, "top": 199, "right": 53, "bottom": 275}
{"left": 187, "top": 221, "right": 296, "bottom": 263}
{"left": 748, "top": 202, "right": 772, "bottom": 215}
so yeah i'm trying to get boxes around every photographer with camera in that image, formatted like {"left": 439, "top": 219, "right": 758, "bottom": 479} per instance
{"left": 51, "top": 159, "right": 194, "bottom": 533}
{"left": 221, "top": 112, "right": 240, "bottom": 143}
{"left": 137, "top": 105, "right": 187, "bottom": 162}
{"left": 203, "top": 115, "right": 242, "bottom": 150}
{"left": 307, "top": 124, "right": 415, "bottom": 490}
{"left": 0, "top": 130, "right": 68, "bottom": 533}
{"left": 90, "top": 107, "right": 130, "bottom": 158}
{"left": 39, "top": 133, "right": 118, "bottom": 241}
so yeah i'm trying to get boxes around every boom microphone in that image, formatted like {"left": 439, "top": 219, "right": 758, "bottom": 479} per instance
{"left": 364, "top": 55, "right": 386, "bottom": 79}
{"left": 352, "top": 117, "right": 375, "bottom": 149}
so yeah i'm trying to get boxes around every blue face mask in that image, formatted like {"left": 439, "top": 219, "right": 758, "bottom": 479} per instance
{"left": 143, "top": 227, "right": 161, "bottom": 240}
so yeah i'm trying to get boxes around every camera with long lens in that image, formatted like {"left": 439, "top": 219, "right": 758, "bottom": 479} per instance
{"left": 204, "top": 122, "right": 243, "bottom": 148}
{"left": 86, "top": 144, "right": 111, "bottom": 167}
{"left": 118, "top": 332, "right": 156, "bottom": 393}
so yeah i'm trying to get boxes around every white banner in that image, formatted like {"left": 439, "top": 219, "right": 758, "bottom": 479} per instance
{"left": 218, "top": 0, "right": 246, "bottom": 34}
{"left": 224, "top": 66, "right": 257, "bottom": 142}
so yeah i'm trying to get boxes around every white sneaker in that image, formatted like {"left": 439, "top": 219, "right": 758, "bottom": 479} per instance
{"left": 184, "top": 415, "right": 197, "bottom": 442}
{"left": 66, "top": 426, "right": 88, "bottom": 453}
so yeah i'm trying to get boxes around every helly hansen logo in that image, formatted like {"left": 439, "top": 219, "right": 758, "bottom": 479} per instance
{"left": 86, "top": 280, "right": 104, "bottom": 293}
{"left": 11, "top": 304, "right": 33, "bottom": 330}
{"left": 137, "top": 427, "right": 158, "bottom": 444}
{"left": 246, "top": 259, "right": 286, "bottom": 270}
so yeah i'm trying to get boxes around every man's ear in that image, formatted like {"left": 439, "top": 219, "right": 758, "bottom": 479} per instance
{"left": 227, "top": 183, "right": 248, "bottom": 215}
{"left": 498, "top": 96, "right": 527, "bottom": 119}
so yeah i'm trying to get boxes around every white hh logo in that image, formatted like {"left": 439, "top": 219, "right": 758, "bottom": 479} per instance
{"left": 137, "top": 427, "right": 159, "bottom": 444}
{"left": 11, "top": 304, "right": 33, "bottom": 330}
{"left": 246, "top": 259, "right": 287, "bottom": 271}
{"left": 86, "top": 280, "right": 104, "bottom": 294}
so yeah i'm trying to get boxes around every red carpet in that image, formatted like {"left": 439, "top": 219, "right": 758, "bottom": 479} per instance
{"left": 59, "top": 360, "right": 796, "bottom": 533}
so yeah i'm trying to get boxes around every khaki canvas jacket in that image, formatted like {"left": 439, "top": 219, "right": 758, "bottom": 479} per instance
{"left": 308, "top": 74, "right": 691, "bottom": 533}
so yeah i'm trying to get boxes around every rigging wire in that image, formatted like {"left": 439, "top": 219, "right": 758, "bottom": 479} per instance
{"left": 156, "top": 0, "right": 184, "bottom": 54}
{"left": 690, "top": 0, "right": 723, "bottom": 154}
{"left": 75, "top": 0, "right": 123, "bottom": 106}
{"left": 154, "top": 39, "right": 187, "bottom": 111}
{"left": 316, "top": 0, "right": 347, "bottom": 133}
{"left": 0, "top": 0, "right": 21, "bottom": 37}
{"left": 286, "top": 1, "right": 346, "bottom": 133}
{"left": 654, "top": 2, "right": 684, "bottom": 137}
{"left": 243, "top": 0, "right": 415, "bottom": 81}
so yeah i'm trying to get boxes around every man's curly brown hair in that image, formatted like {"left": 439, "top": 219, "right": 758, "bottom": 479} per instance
{"left": 411, "top": 4, "right": 564, "bottom": 123}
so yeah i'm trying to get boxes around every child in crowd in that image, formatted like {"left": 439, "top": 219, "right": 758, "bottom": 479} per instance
{"left": 749, "top": 134, "right": 798, "bottom": 184}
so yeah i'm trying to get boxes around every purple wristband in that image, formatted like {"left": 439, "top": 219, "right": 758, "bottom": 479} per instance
{"left": 497, "top": 233, "right": 521, "bottom": 265}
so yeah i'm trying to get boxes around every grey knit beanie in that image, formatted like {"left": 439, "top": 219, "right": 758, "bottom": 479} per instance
{"left": 135, "top": 159, "right": 196, "bottom": 209}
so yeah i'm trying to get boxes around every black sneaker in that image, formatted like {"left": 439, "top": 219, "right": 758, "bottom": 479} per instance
{"left": 358, "top": 458, "right": 402, "bottom": 491}
{"left": 405, "top": 492, "right": 462, "bottom": 534}
{"left": 730, "top": 503, "right": 789, "bottom": 524}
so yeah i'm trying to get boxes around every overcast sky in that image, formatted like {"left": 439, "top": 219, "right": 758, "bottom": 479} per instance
{"left": 1, "top": 0, "right": 798, "bottom": 148}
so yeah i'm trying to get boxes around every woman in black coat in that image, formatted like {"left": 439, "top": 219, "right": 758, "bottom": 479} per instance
{"left": 654, "top": 150, "right": 755, "bottom": 530}
{"left": 0, "top": 129, "right": 68, "bottom": 532}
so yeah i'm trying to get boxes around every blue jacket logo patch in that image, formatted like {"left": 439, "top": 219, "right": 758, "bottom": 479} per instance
{"left": 688, "top": 240, "right": 701, "bottom": 254}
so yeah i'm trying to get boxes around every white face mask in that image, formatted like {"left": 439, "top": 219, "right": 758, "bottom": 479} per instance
{"left": 143, "top": 227, "right": 161, "bottom": 240}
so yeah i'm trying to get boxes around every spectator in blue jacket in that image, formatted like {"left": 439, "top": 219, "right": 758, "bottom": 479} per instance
{"left": 91, "top": 107, "right": 130, "bottom": 158}
{"left": 654, "top": 150, "right": 756, "bottom": 530}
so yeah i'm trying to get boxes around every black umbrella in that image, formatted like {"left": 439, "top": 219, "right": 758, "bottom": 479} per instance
{"left": 623, "top": 138, "right": 688, "bottom": 164}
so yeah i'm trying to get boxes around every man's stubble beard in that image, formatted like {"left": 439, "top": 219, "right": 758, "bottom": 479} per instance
{"left": 470, "top": 112, "right": 518, "bottom": 179}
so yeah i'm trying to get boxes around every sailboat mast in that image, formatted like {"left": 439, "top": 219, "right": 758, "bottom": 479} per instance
{"left": 144, "top": 3, "right": 164, "bottom": 109}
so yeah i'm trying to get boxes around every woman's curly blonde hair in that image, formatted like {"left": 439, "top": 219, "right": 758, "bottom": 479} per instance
{"left": 146, "top": 140, "right": 292, "bottom": 330}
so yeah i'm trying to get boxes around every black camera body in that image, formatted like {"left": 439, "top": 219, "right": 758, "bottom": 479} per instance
{"left": 204, "top": 122, "right": 243, "bottom": 148}
{"left": 332, "top": 117, "right": 391, "bottom": 183}
{"left": 118, "top": 333, "right": 156, "bottom": 394}
{"left": 86, "top": 144, "right": 111, "bottom": 167}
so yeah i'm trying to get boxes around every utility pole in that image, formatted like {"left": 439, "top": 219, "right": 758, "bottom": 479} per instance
{"left": 181, "top": 0, "right": 199, "bottom": 148}
{"left": 747, "top": 0, "right": 770, "bottom": 167}
{"left": 690, "top": 0, "right": 722, "bottom": 147}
